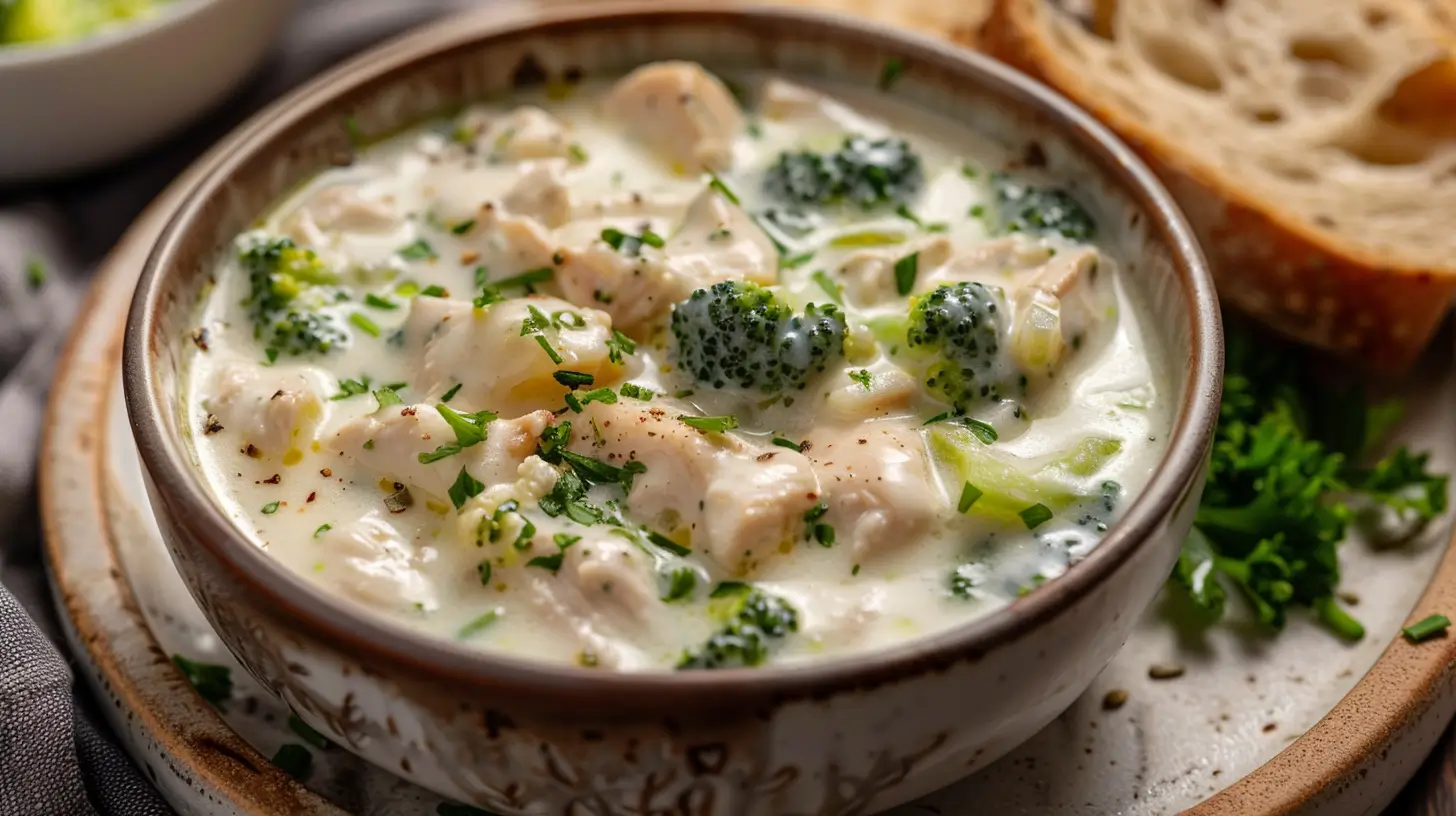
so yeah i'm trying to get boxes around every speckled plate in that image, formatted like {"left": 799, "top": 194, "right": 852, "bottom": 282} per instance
{"left": 37, "top": 5, "right": 1456, "bottom": 815}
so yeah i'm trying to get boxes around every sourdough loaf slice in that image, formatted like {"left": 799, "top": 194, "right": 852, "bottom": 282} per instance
{"left": 981, "top": 0, "right": 1456, "bottom": 370}
{"left": 770, "top": 0, "right": 993, "bottom": 49}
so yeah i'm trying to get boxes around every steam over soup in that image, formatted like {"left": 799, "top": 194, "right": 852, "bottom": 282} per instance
{"left": 186, "top": 63, "right": 1171, "bottom": 671}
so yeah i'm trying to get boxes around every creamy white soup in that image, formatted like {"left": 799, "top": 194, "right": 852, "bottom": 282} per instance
{"left": 185, "top": 63, "right": 1171, "bottom": 671}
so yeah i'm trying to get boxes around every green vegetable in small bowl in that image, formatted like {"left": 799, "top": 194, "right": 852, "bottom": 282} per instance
{"left": 1, "top": 0, "right": 168, "bottom": 46}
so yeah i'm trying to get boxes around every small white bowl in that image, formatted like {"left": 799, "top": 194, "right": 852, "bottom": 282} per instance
{"left": 0, "top": 0, "right": 294, "bottom": 182}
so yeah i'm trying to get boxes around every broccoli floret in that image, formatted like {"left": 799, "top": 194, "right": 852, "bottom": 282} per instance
{"left": 670, "top": 281, "right": 846, "bottom": 394}
{"left": 763, "top": 136, "right": 923, "bottom": 210}
{"left": 677, "top": 586, "right": 799, "bottom": 670}
{"left": 238, "top": 236, "right": 345, "bottom": 357}
{"left": 991, "top": 174, "right": 1097, "bottom": 241}
{"left": 906, "top": 282, "right": 1019, "bottom": 412}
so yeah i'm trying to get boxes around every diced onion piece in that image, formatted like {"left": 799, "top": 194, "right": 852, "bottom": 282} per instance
{"left": 1011, "top": 289, "right": 1065, "bottom": 371}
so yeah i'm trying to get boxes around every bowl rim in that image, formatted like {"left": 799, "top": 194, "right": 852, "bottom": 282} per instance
{"left": 124, "top": 0, "right": 1223, "bottom": 705}
{"left": 0, "top": 0, "right": 221, "bottom": 69}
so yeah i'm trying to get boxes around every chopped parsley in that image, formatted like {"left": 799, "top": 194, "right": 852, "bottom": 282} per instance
{"left": 679, "top": 414, "right": 739, "bottom": 433}
{"left": 848, "top": 369, "right": 872, "bottom": 390}
{"left": 313, "top": 523, "right": 332, "bottom": 538}
{"left": 707, "top": 172, "right": 741, "bottom": 205}
{"left": 772, "top": 436, "right": 804, "bottom": 451}
{"left": 662, "top": 568, "right": 697, "bottom": 602}
{"left": 364, "top": 293, "right": 398, "bottom": 310}
{"left": 348, "top": 312, "right": 381, "bottom": 337}
{"left": 270, "top": 744, "right": 312, "bottom": 780}
{"left": 457, "top": 609, "right": 500, "bottom": 639}
{"left": 894, "top": 204, "right": 947, "bottom": 232}
{"left": 957, "top": 482, "right": 983, "bottom": 514}
{"left": 450, "top": 219, "right": 476, "bottom": 235}
{"left": 534, "top": 335, "right": 563, "bottom": 365}
{"left": 493, "top": 266, "right": 554, "bottom": 290}
{"left": 397, "top": 239, "right": 438, "bottom": 261}
{"left": 171, "top": 655, "right": 232, "bottom": 706}
{"left": 288, "top": 715, "right": 330, "bottom": 750}
{"left": 893, "top": 251, "right": 919, "bottom": 296}
{"left": 601, "top": 227, "right": 665, "bottom": 256}
{"left": 373, "top": 387, "right": 403, "bottom": 409}
{"left": 553, "top": 370, "right": 595, "bottom": 388}
{"left": 606, "top": 329, "right": 636, "bottom": 364}
{"left": 331, "top": 376, "right": 372, "bottom": 400}
{"left": 24, "top": 258, "right": 45, "bottom": 290}
{"left": 436, "top": 404, "right": 496, "bottom": 447}
{"left": 619, "top": 382, "right": 654, "bottom": 401}
{"left": 646, "top": 530, "right": 691, "bottom": 557}
{"left": 527, "top": 534, "right": 578, "bottom": 574}
{"left": 811, "top": 270, "right": 843, "bottom": 304}
{"left": 261, "top": 501, "right": 280, "bottom": 515}
{"left": 441, "top": 383, "right": 463, "bottom": 402}
{"left": 813, "top": 523, "right": 836, "bottom": 547}
{"left": 781, "top": 251, "right": 816, "bottom": 269}
{"left": 1403, "top": 614, "right": 1451, "bottom": 643}
{"left": 1019, "top": 503, "right": 1053, "bottom": 529}
{"left": 448, "top": 466, "right": 485, "bottom": 510}
{"left": 878, "top": 57, "right": 904, "bottom": 90}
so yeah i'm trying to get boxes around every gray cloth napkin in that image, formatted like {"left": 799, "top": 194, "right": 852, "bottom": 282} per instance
{"left": 0, "top": 2, "right": 477, "bottom": 813}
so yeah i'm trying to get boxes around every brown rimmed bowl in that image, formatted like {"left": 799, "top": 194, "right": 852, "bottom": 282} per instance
{"left": 122, "top": 2, "right": 1222, "bottom": 812}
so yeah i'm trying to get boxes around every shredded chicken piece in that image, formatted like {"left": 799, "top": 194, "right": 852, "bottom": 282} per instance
{"left": 318, "top": 513, "right": 438, "bottom": 612}
{"left": 205, "top": 364, "right": 325, "bottom": 459}
{"left": 402, "top": 296, "right": 620, "bottom": 414}
{"left": 805, "top": 424, "right": 941, "bottom": 564}
{"left": 602, "top": 61, "right": 744, "bottom": 172}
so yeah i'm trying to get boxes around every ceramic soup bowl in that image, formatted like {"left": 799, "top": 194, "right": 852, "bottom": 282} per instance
{"left": 124, "top": 3, "right": 1222, "bottom": 813}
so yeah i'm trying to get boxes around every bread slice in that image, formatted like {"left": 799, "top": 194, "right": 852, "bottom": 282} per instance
{"left": 770, "top": 0, "right": 993, "bottom": 49}
{"left": 981, "top": 0, "right": 1456, "bottom": 370}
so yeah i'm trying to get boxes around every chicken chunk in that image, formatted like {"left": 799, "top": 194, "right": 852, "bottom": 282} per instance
{"left": 555, "top": 187, "right": 775, "bottom": 331}
{"left": 501, "top": 163, "right": 571, "bottom": 228}
{"left": 805, "top": 424, "right": 941, "bottom": 564}
{"left": 457, "top": 105, "right": 574, "bottom": 161}
{"left": 837, "top": 236, "right": 954, "bottom": 306}
{"left": 329, "top": 405, "right": 553, "bottom": 503}
{"left": 571, "top": 402, "right": 822, "bottom": 576}
{"left": 204, "top": 363, "right": 325, "bottom": 459}
{"left": 423, "top": 164, "right": 519, "bottom": 226}
{"left": 403, "top": 296, "right": 621, "bottom": 414}
{"left": 602, "top": 61, "right": 744, "bottom": 172}
{"left": 665, "top": 186, "right": 779, "bottom": 287}
{"left": 317, "top": 513, "right": 438, "bottom": 613}
{"left": 922, "top": 236, "right": 1055, "bottom": 291}
{"left": 760, "top": 78, "right": 880, "bottom": 136}
{"left": 821, "top": 368, "right": 920, "bottom": 423}
{"left": 285, "top": 185, "right": 401, "bottom": 243}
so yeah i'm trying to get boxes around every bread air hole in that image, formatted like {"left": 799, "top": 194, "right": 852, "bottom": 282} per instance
{"left": 1288, "top": 36, "right": 1371, "bottom": 73}
{"left": 1331, "top": 117, "right": 1438, "bottom": 166}
{"left": 1137, "top": 33, "right": 1222, "bottom": 92}
{"left": 1247, "top": 107, "right": 1284, "bottom": 124}
{"left": 1298, "top": 72, "right": 1352, "bottom": 104}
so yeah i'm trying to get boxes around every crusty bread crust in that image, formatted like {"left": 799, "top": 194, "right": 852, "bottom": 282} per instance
{"left": 981, "top": 0, "right": 1456, "bottom": 371}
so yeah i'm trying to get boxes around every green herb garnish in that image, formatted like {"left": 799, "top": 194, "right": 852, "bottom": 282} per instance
{"left": 1404, "top": 614, "right": 1451, "bottom": 643}
{"left": 397, "top": 239, "right": 437, "bottom": 261}
{"left": 893, "top": 251, "right": 919, "bottom": 296}
{"left": 679, "top": 414, "right": 738, "bottom": 433}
